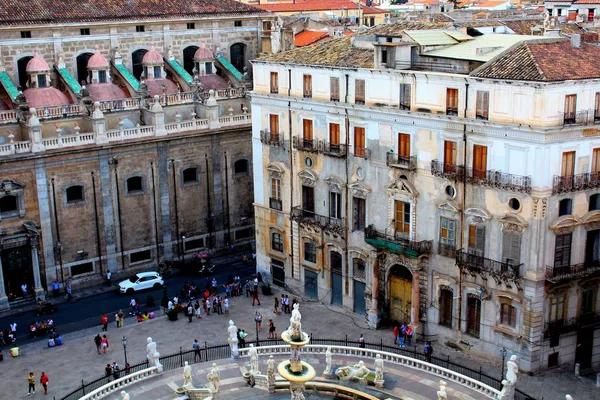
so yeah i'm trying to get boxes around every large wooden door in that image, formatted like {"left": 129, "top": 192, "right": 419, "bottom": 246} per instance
{"left": 304, "top": 269, "right": 318, "bottom": 300}
{"left": 467, "top": 295, "right": 481, "bottom": 337}
{"left": 1, "top": 246, "right": 33, "bottom": 299}
{"left": 389, "top": 274, "right": 412, "bottom": 324}
{"left": 330, "top": 252, "right": 343, "bottom": 306}
{"left": 575, "top": 327, "right": 594, "bottom": 370}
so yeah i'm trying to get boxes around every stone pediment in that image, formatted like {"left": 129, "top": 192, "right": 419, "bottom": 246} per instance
{"left": 267, "top": 162, "right": 285, "bottom": 179}
{"left": 298, "top": 169, "right": 318, "bottom": 187}
{"left": 325, "top": 176, "right": 344, "bottom": 193}
{"left": 498, "top": 213, "right": 528, "bottom": 233}
{"left": 0, "top": 179, "right": 24, "bottom": 193}
{"left": 437, "top": 201, "right": 460, "bottom": 213}
{"left": 386, "top": 179, "right": 418, "bottom": 197}
{"left": 583, "top": 211, "right": 600, "bottom": 231}
{"left": 465, "top": 207, "right": 491, "bottom": 225}
{"left": 550, "top": 215, "right": 581, "bottom": 234}
{"left": 349, "top": 181, "right": 371, "bottom": 199}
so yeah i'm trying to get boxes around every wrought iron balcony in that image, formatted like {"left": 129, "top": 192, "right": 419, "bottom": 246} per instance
{"left": 260, "top": 130, "right": 283, "bottom": 147}
{"left": 269, "top": 197, "right": 283, "bottom": 211}
{"left": 291, "top": 206, "right": 345, "bottom": 237}
{"left": 545, "top": 260, "right": 600, "bottom": 284}
{"left": 455, "top": 249, "right": 522, "bottom": 289}
{"left": 438, "top": 242, "right": 456, "bottom": 258}
{"left": 292, "top": 136, "right": 318, "bottom": 152}
{"left": 387, "top": 153, "right": 417, "bottom": 171}
{"left": 364, "top": 224, "right": 433, "bottom": 258}
{"left": 544, "top": 311, "right": 600, "bottom": 339}
{"left": 466, "top": 167, "right": 532, "bottom": 194}
{"left": 552, "top": 172, "right": 600, "bottom": 194}
{"left": 560, "top": 110, "right": 589, "bottom": 125}
{"left": 353, "top": 147, "right": 371, "bottom": 160}
{"left": 431, "top": 160, "right": 465, "bottom": 182}
{"left": 321, "top": 142, "right": 347, "bottom": 158}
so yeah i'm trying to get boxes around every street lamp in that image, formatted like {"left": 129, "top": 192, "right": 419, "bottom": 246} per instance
{"left": 500, "top": 347, "right": 507, "bottom": 381}
{"left": 122, "top": 336, "right": 128, "bottom": 366}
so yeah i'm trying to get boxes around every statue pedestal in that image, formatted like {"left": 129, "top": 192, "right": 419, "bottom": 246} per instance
{"left": 374, "top": 379, "right": 385, "bottom": 388}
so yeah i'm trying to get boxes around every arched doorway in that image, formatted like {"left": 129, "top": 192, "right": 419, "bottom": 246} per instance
{"left": 330, "top": 251, "right": 343, "bottom": 306}
{"left": 229, "top": 43, "right": 246, "bottom": 73}
{"left": 183, "top": 46, "right": 199, "bottom": 76}
{"left": 17, "top": 56, "right": 33, "bottom": 89}
{"left": 131, "top": 49, "right": 148, "bottom": 80}
{"left": 388, "top": 264, "right": 412, "bottom": 324}
{"left": 76, "top": 53, "right": 93, "bottom": 85}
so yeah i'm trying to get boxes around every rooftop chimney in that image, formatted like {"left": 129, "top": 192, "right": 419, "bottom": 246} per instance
{"left": 571, "top": 34, "right": 581, "bottom": 48}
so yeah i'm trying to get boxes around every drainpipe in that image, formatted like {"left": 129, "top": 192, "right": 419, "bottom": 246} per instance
{"left": 224, "top": 152, "right": 232, "bottom": 245}
{"left": 344, "top": 73, "right": 351, "bottom": 296}
{"left": 51, "top": 178, "right": 64, "bottom": 284}
{"left": 150, "top": 162, "right": 161, "bottom": 263}
{"left": 114, "top": 168, "right": 126, "bottom": 270}
{"left": 91, "top": 172, "right": 103, "bottom": 276}
{"left": 170, "top": 160, "right": 181, "bottom": 262}
{"left": 458, "top": 81, "right": 469, "bottom": 332}
{"left": 288, "top": 68, "right": 295, "bottom": 279}
{"left": 205, "top": 155, "right": 213, "bottom": 249}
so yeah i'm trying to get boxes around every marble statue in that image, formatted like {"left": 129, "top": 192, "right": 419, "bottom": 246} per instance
{"left": 336, "top": 360, "right": 371, "bottom": 381}
{"left": 437, "top": 380, "right": 447, "bottom": 400}
{"left": 374, "top": 354, "right": 384, "bottom": 387}
{"left": 183, "top": 361, "right": 192, "bottom": 387}
{"left": 290, "top": 383, "right": 306, "bottom": 400}
{"left": 228, "top": 320, "right": 239, "bottom": 358}
{"left": 566, "top": 395, "right": 573, "bottom": 400}
{"left": 287, "top": 303, "right": 302, "bottom": 339}
{"left": 120, "top": 391, "right": 130, "bottom": 400}
{"left": 267, "top": 355, "right": 276, "bottom": 381}
{"left": 323, "top": 347, "right": 332, "bottom": 377}
{"left": 249, "top": 344, "right": 260, "bottom": 374}
{"left": 207, "top": 363, "right": 220, "bottom": 393}
{"left": 146, "top": 337, "right": 163, "bottom": 373}
{"left": 506, "top": 355, "right": 518, "bottom": 385}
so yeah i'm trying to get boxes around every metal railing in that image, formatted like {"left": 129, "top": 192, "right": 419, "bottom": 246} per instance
{"left": 291, "top": 206, "right": 345, "bottom": 237}
{"left": 269, "top": 197, "right": 283, "bottom": 211}
{"left": 544, "top": 311, "right": 600, "bottom": 339}
{"left": 545, "top": 260, "right": 600, "bottom": 283}
{"left": 321, "top": 142, "right": 347, "bottom": 157}
{"left": 260, "top": 130, "right": 284, "bottom": 147}
{"left": 466, "top": 167, "right": 532, "bottom": 194}
{"left": 364, "top": 224, "right": 433, "bottom": 256}
{"left": 353, "top": 146, "right": 371, "bottom": 160}
{"left": 387, "top": 153, "right": 417, "bottom": 170}
{"left": 60, "top": 338, "right": 536, "bottom": 400}
{"left": 438, "top": 242, "right": 456, "bottom": 258}
{"left": 552, "top": 172, "right": 600, "bottom": 194}
{"left": 292, "top": 136, "right": 318, "bottom": 152}
{"left": 560, "top": 110, "right": 589, "bottom": 125}
{"left": 431, "top": 160, "right": 465, "bottom": 182}
{"left": 455, "top": 249, "right": 522, "bottom": 288}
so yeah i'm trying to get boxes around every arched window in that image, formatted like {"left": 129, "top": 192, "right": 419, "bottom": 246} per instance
{"left": 439, "top": 287, "right": 453, "bottom": 328}
{"left": 559, "top": 198, "right": 572, "bottom": 216}
{"left": 76, "top": 53, "right": 93, "bottom": 85}
{"left": 234, "top": 159, "right": 249, "bottom": 174}
{"left": 183, "top": 45, "right": 199, "bottom": 75}
{"left": 131, "top": 49, "right": 148, "bottom": 80}
{"left": 229, "top": 43, "right": 246, "bottom": 73}
{"left": 17, "top": 56, "right": 33, "bottom": 89}
{"left": 66, "top": 185, "right": 85, "bottom": 203}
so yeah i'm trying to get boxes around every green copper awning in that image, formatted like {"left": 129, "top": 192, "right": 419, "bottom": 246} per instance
{"left": 216, "top": 56, "right": 243, "bottom": 81}
{"left": 364, "top": 238, "right": 420, "bottom": 259}
{"left": 115, "top": 64, "right": 140, "bottom": 91}
{"left": 167, "top": 59, "right": 193, "bottom": 84}
{"left": 0, "top": 71, "right": 18, "bottom": 100}
{"left": 58, "top": 68, "right": 81, "bottom": 94}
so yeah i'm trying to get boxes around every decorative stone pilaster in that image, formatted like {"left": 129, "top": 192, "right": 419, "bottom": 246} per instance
{"left": 144, "top": 95, "right": 166, "bottom": 136}
{"left": 28, "top": 108, "right": 45, "bottom": 153}
{"left": 90, "top": 102, "right": 108, "bottom": 144}
{"left": 205, "top": 90, "right": 221, "bottom": 129}
{"left": 30, "top": 238, "right": 45, "bottom": 300}
{"left": 0, "top": 257, "right": 9, "bottom": 310}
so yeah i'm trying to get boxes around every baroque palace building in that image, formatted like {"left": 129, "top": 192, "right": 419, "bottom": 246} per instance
{"left": 0, "top": 0, "right": 280, "bottom": 310}
{"left": 251, "top": 22, "right": 600, "bottom": 372}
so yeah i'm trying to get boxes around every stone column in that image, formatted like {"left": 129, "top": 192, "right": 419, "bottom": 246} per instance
{"left": 411, "top": 269, "right": 420, "bottom": 325}
{"left": 0, "top": 257, "right": 9, "bottom": 310}
{"left": 206, "top": 90, "right": 221, "bottom": 130}
{"left": 90, "top": 102, "right": 108, "bottom": 144}
{"left": 29, "top": 108, "right": 45, "bottom": 153}
{"left": 368, "top": 257, "right": 379, "bottom": 329}
{"left": 31, "top": 239, "right": 45, "bottom": 300}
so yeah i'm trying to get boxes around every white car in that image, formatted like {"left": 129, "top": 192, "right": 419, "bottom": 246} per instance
{"left": 119, "top": 271, "right": 164, "bottom": 294}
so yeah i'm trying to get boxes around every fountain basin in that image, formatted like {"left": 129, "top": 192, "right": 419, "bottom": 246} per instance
{"left": 277, "top": 360, "right": 316, "bottom": 383}
{"left": 281, "top": 331, "right": 310, "bottom": 346}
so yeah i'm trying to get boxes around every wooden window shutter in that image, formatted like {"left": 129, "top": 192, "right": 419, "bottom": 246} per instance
{"left": 303, "top": 119, "right": 313, "bottom": 140}
{"left": 444, "top": 141, "right": 457, "bottom": 165}
{"left": 270, "top": 72, "right": 278, "bottom": 93}
{"left": 398, "top": 133, "right": 410, "bottom": 157}
{"left": 476, "top": 91, "right": 489, "bottom": 118}
{"left": 400, "top": 84, "right": 411, "bottom": 109}
{"left": 473, "top": 145, "right": 488, "bottom": 171}
{"left": 503, "top": 231, "right": 521, "bottom": 265}
{"left": 564, "top": 94, "right": 576, "bottom": 114}
{"left": 595, "top": 93, "right": 600, "bottom": 115}
{"left": 330, "top": 77, "right": 340, "bottom": 100}
{"left": 355, "top": 79, "right": 365, "bottom": 103}
{"left": 561, "top": 151, "right": 575, "bottom": 176}
{"left": 593, "top": 148, "right": 600, "bottom": 173}
{"left": 270, "top": 114, "right": 279, "bottom": 134}
{"left": 330, "top": 123, "right": 340, "bottom": 145}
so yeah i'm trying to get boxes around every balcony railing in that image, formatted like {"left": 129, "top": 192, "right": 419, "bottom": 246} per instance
{"left": 438, "top": 242, "right": 456, "bottom": 258}
{"left": 552, "top": 172, "right": 600, "bottom": 194}
{"left": 260, "top": 130, "right": 284, "bottom": 147}
{"left": 560, "top": 110, "right": 589, "bottom": 125}
{"left": 466, "top": 167, "right": 532, "bottom": 194}
{"left": 387, "top": 153, "right": 417, "bottom": 171}
{"left": 455, "top": 249, "right": 522, "bottom": 288}
{"left": 431, "top": 160, "right": 465, "bottom": 182}
{"left": 353, "top": 147, "right": 371, "bottom": 160}
{"left": 291, "top": 207, "right": 345, "bottom": 237}
{"left": 292, "top": 136, "right": 318, "bottom": 152}
{"left": 364, "top": 224, "right": 433, "bottom": 258}
{"left": 545, "top": 260, "right": 600, "bottom": 283}
{"left": 269, "top": 197, "right": 283, "bottom": 211}
{"left": 321, "top": 142, "right": 347, "bottom": 158}
{"left": 544, "top": 311, "right": 600, "bottom": 339}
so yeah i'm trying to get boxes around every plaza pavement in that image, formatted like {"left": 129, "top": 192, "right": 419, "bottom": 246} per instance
{"left": 0, "top": 286, "right": 598, "bottom": 400}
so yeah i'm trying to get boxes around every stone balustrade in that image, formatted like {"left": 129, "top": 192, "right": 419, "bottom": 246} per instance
{"left": 0, "top": 109, "right": 18, "bottom": 123}
{"left": 78, "top": 366, "right": 158, "bottom": 400}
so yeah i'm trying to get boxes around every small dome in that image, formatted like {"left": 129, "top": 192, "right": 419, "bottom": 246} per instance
{"left": 87, "top": 46, "right": 109, "bottom": 69}
{"left": 87, "top": 83, "right": 127, "bottom": 102}
{"left": 26, "top": 49, "right": 50, "bottom": 73}
{"left": 23, "top": 87, "right": 71, "bottom": 108}
{"left": 194, "top": 44, "right": 213, "bottom": 60}
{"left": 142, "top": 44, "right": 163, "bottom": 65}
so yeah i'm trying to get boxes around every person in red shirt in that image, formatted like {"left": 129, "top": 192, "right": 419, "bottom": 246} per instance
{"left": 40, "top": 372, "right": 49, "bottom": 395}
{"left": 393, "top": 326, "right": 399, "bottom": 344}
{"left": 101, "top": 314, "right": 108, "bottom": 332}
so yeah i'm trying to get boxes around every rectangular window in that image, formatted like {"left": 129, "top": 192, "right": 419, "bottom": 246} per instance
{"left": 595, "top": 93, "right": 600, "bottom": 122}
{"left": 330, "top": 77, "right": 340, "bottom": 101}
{"left": 302, "top": 185, "right": 314, "bottom": 213}
{"left": 444, "top": 140, "right": 457, "bottom": 172}
{"left": 153, "top": 66, "right": 161, "bottom": 78}
{"left": 381, "top": 49, "right": 388, "bottom": 64}
{"left": 269, "top": 114, "right": 279, "bottom": 134}
{"left": 130, "top": 249, "right": 152, "bottom": 263}
{"left": 329, "top": 123, "right": 340, "bottom": 146}
{"left": 592, "top": 148, "right": 600, "bottom": 173}
{"left": 187, "top": 23, "right": 196, "bottom": 30}
{"left": 561, "top": 151, "right": 575, "bottom": 177}
{"left": 330, "top": 192, "right": 342, "bottom": 219}
{"left": 304, "top": 240, "right": 316, "bottom": 263}
{"left": 270, "top": 72, "right": 278, "bottom": 94}
{"left": 398, "top": 133, "right": 410, "bottom": 158}
{"left": 581, "top": 287, "right": 596, "bottom": 315}
{"left": 446, "top": 88, "right": 458, "bottom": 115}
{"left": 468, "top": 225, "right": 485, "bottom": 257}
{"left": 98, "top": 70, "right": 107, "bottom": 83}
{"left": 80, "top": 28, "right": 90, "bottom": 36}
{"left": 184, "top": 238, "right": 204, "bottom": 252}
{"left": 303, "top": 74, "right": 312, "bottom": 98}
{"left": 71, "top": 262, "right": 94, "bottom": 276}
{"left": 136, "top": 25, "right": 145, "bottom": 32}
{"left": 354, "top": 127, "right": 366, "bottom": 158}
{"left": 272, "top": 232, "right": 283, "bottom": 252}
{"left": 554, "top": 233, "right": 572, "bottom": 268}
{"left": 564, "top": 94, "right": 577, "bottom": 123}
{"left": 302, "top": 119, "right": 313, "bottom": 148}
{"left": 353, "top": 197, "right": 366, "bottom": 231}
{"left": 205, "top": 62, "right": 212, "bottom": 74}
{"left": 355, "top": 79, "right": 365, "bottom": 104}
{"left": 502, "top": 230, "right": 522, "bottom": 266}
{"left": 399, "top": 83, "right": 411, "bottom": 110}
{"left": 234, "top": 20, "right": 243, "bottom": 27}
{"left": 21, "top": 31, "right": 31, "bottom": 38}
{"left": 549, "top": 294, "right": 566, "bottom": 323}
{"left": 271, "top": 177, "right": 281, "bottom": 200}
{"left": 500, "top": 303, "right": 517, "bottom": 327}
{"left": 395, "top": 201, "right": 410, "bottom": 237}
{"left": 439, "top": 217, "right": 456, "bottom": 246}
{"left": 476, "top": 91, "right": 489, "bottom": 120}
{"left": 472, "top": 144, "right": 488, "bottom": 179}
{"left": 439, "top": 289, "right": 453, "bottom": 328}
{"left": 38, "top": 74, "right": 47, "bottom": 88}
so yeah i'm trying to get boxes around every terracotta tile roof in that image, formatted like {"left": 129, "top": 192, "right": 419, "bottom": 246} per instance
{"left": 257, "top": 35, "right": 373, "bottom": 68}
{"left": 471, "top": 39, "right": 600, "bottom": 81}
{"left": 0, "top": 0, "right": 266, "bottom": 26}
{"left": 258, "top": 0, "right": 387, "bottom": 13}
{"left": 366, "top": 20, "right": 453, "bottom": 36}
{"left": 574, "top": 0, "right": 600, "bottom": 3}
{"left": 475, "top": 0, "right": 509, "bottom": 7}
{"left": 363, "top": 6, "right": 389, "bottom": 14}
{"left": 294, "top": 30, "right": 329, "bottom": 47}
{"left": 502, "top": 19, "right": 584, "bottom": 35}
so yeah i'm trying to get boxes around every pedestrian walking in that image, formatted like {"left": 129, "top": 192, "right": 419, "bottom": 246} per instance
{"left": 66, "top": 279, "right": 72, "bottom": 301}
{"left": 399, "top": 322, "right": 407, "bottom": 348}
{"left": 274, "top": 296, "right": 280, "bottom": 314}
{"left": 195, "top": 301, "right": 202, "bottom": 319}
{"left": 101, "top": 314, "right": 108, "bottom": 332}
{"left": 129, "top": 298, "right": 136, "bottom": 315}
{"left": 239, "top": 329, "right": 247, "bottom": 348}
{"left": 52, "top": 280, "right": 60, "bottom": 297}
{"left": 406, "top": 325, "right": 413, "bottom": 347}
{"left": 187, "top": 303, "right": 194, "bottom": 323}
{"left": 106, "top": 271, "right": 112, "bottom": 286}
{"left": 112, "top": 362, "right": 120, "bottom": 380}
{"left": 193, "top": 338, "right": 201, "bottom": 362}
{"left": 359, "top": 333, "right": 366, "bottom": 355}
{"left": 27, "top": 372, "right": 35, "bottom": 396}
{"left": 245, "top": 280, "right": 251, "bottom": 297}
{"left": 224, "top": 297, "right": 229, "bottom": 314}
{"left": 393, "top": 325, "right": 399, "bottom": 344}
{"left": 94, "top": 334, "right": 102, "bottom": 354}
{"left": 211, "top": 278, "right": 217, "bottom": 295}
{"left": 284, "top": 295, "right": 290, "bottom": 313}
{"left": 40, "top": 372, "right": 49, "bottom": 395}
{"left": 255, "top": 311, "right": 262, "bottom": 331}
{"left": 252, "top": 289, "right": 261, "bottom": 306}
{"left": 125, "top": 362, "right": 131, "bottom": 374}
{"left": 117, "top": 309, "right": 125, "bottom": 328}
{"left": 268, "top": 319, "right": 276, "bottom": 339}
{"left": 105, "top": 363, "right": 113, "bottom": 377}
{"left": 217, "top": 296, "right": 223, "bottom": 315}
{"left": 424, "top": 341, "right": 433, "bottom": 363}
{"left": 101, "top": 334, "right": 109, "bottom": 354}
